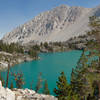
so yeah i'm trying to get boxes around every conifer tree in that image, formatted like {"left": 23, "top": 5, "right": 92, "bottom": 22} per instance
{"left": 54, "top": 72, "right": 69, "bottom": 100}
{"left": 35, "top": 72, "right": 43, "bottom": 93}
{"left": 12, "top": 72, "right": 24, "bottom": 89}
{"left": 6, "top": 63, "right": 10, "bottom": 87}
{"left": 10, "top": 81, "right": 14, "bottom": 90}
{"left": 71, "top": 51, "right": 89, "bottom": 99}
{"left": 30, "top": 79, "right": 34, "bottom": 90}
{"left": 71, "top": 47, "right": 100, "bottom": 99}
{"left": 43, "top": 80, "right": 50, "bottom": 95}
{"left": 88, "top": 16, "right": 100, "bottom": 99}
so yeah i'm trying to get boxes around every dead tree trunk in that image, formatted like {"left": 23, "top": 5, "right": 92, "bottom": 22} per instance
{"left": 6, "top": 63, "right": 10, "bottom": 87}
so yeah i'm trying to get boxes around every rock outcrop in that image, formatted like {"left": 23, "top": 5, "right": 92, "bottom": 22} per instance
{"left": 0, "top": 51, "right": 33, "bottom": 70}
{"left": 3, "top": 5, "right": 100, "bottom": 45}
{"left": 0, "top": 81, "right": 15, "bottom": 100}
{"left": 0, "top": 81, "right": 57, "bottom": 100}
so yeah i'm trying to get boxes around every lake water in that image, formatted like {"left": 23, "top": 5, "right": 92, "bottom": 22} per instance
{"left": 1, "top": 50, "right": 82, "bottom": 94}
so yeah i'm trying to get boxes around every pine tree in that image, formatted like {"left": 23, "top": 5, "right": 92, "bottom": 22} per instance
{"left": 54, "top": 72, "right": 69, "bottom": 100}
{"left": 6, "top": 63, "right": 10, "bottom": 87}
{"left": 44, "top": 42, "right": 49, "bottom": 49}
{"left": 71, "top": 47, "right": 100, "bottom": 99}
{"left": 35, "top": 72, "right": 43, "bottom": 93}
{"left": 28, "top": 49, "right": 38, "bottom": 59}
{"left": 88, "top": 16, "right": 100, "bottom": 98}
{"left": 43, "top": 80, "right": 50, "bottom": 95}
{"left": 30, "top": 79, "right": 34, "bottom": 90}
{"left": 70, "top": 50, "right": 96, "bottom": 99}
{"left": 12, "top": 72, "right": 24, "bottom": 89}
{"left": 10, "top": 81, "right": 14, "bottom": 90}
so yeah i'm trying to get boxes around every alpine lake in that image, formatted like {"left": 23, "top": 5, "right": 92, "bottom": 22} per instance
{"left": 1, "top": 50, "right": 82, "bottom": 94}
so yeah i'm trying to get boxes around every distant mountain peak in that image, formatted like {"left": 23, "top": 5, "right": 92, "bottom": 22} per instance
{"left": 57, "top": 4, "right": 69, "bottom": 8}
{"left": 2, "top": 5, "right": 100, "bottom": 45}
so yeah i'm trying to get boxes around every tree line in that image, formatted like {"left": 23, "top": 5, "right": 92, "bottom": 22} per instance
{"left": 0, "top": 41, "right": 24, "bottom": 54}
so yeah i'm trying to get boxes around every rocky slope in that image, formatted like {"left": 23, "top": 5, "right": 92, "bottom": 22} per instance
{"left": 2, "top": 5, "right": 100, "bottom": 44}
{"left": 0, "top": 81, "right": 57, "bottom": 100}
{"left": 0, "top": 51, "right": 33, "bottom": 70}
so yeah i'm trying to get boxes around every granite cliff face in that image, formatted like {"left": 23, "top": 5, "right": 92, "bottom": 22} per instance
{"left": 0, "top": 81, "right": 57, "bottom": 100}
{"left": 2, "top": 5, "right": 100, "bottom": 44}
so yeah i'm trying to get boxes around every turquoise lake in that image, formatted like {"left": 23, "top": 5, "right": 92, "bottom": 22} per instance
{"left": 1, "top": 50, "right": 82, "bottom": 94}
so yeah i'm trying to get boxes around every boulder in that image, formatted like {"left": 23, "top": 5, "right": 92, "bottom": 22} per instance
{"left": 0, "top": 81, "right": 57, "bottom": 100}
{"left": 0, "top": 81, "right": 15, "bottom": 100}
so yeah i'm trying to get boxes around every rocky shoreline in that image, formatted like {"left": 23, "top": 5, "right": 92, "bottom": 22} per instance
{"left": 0, "top": 81, "right": 57, "bottom": 100}
{"left": 0, "top": 34, "right": 95, "bottom": 71}
{"left": 0, "top": 51, "right": 35, "bottom": 71}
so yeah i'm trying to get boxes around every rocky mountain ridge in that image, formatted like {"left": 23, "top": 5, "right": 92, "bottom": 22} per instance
{"left": 2, "top": 5, "right": 100, "bottom": 44}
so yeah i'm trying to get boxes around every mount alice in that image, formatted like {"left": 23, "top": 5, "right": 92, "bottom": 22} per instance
{"left": 2, "top": 5, "right": 100, "bottom": 45}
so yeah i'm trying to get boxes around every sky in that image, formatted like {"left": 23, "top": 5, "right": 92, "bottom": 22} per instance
{"left": 0, "top": 0, "right": 100, "bottom": 39}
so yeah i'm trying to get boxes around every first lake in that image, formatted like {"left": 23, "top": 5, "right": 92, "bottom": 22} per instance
{"left": 1, "top": 50, "right": 82, "bottom": 94}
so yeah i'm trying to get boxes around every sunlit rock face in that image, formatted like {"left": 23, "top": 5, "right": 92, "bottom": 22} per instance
{"left": 2, "top": 5, "right": 100, "bottom": 44}
{"left": 0, "top": 81, "right": 57, "bottom": 100}
{"left": 0, "top": 81, "right": 15, "bottom": 100}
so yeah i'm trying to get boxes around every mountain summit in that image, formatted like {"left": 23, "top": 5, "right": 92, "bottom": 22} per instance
{"left": 2, "top": 5, "right": 99, "bottom": 44}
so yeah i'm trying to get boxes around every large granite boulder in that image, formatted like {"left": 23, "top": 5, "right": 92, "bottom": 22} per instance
{"left": 0, "top": 81, "right": 15, "bottom": 100}
{"left": 0, "top": 81, "right": 57, "bottom": 100}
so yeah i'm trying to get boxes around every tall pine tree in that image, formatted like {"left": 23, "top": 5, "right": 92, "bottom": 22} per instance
{"left": 54, "top": 72, "right": 69, "bottom": 100}
{"left": 43, "top": 80, "right": 50, "bottom": 95}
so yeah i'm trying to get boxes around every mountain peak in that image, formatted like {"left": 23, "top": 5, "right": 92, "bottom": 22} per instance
{"left": 2, "top": 5, "right": 99, "bottom": 44}
{"left": 57, "top": 4, "right": 69, "bottom": 8}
